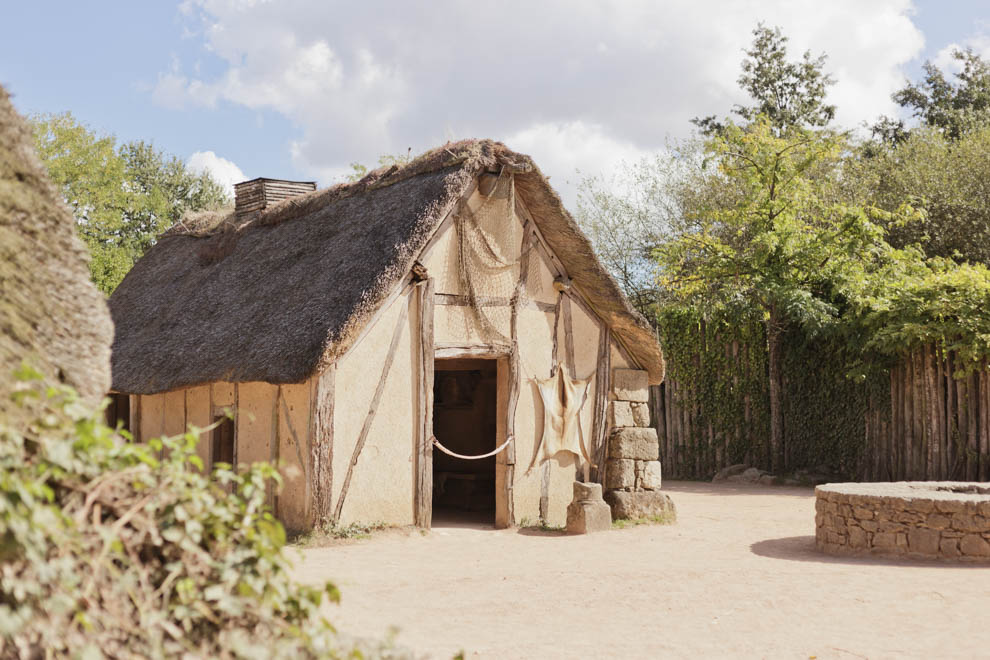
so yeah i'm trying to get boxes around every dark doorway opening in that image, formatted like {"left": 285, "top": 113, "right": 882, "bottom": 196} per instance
{"left": 432, "top": 358, "right": 497, "bottom": 525}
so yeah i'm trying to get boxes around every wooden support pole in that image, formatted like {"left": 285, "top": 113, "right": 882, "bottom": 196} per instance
{"left": 414, "top": 278, "right": 435, "bottom": 528}
{"left": 332, "top": 297, "right": 410, "bottom": 525}
{"left": 502, "top": 224, "right": 534, "bottom": 528}
{"left": 591, "top": 326, "right": 611, "bottom": 484}
{"left": 309, "top": 365, "right": 335, "bottom": 528}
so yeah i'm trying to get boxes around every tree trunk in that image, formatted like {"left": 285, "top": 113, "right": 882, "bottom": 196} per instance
{"left": 767, "top": 310, "right": 785, "bottom": 473}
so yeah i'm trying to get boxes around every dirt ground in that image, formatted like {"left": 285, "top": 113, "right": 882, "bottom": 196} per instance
{"left": 291, "top": 481, "right": 990, "bottom": 659}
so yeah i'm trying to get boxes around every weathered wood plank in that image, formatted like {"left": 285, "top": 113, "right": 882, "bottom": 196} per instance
{"left": 503, "top": 224, "right": 535, "bottom": 527}
{"left": 435, "top": 292, "right": 555, "bottom": 313}
{"left": 591, "top": 327, "right": 611, "bottom": 484}
{"left": 415, "top": 278, "right": 435, "bottom": 528}
{"left": 434, "top": 343, "right": 511, "bottom": 359}
{"left": 310, "top": 365, "right": 335, "bottom": 527}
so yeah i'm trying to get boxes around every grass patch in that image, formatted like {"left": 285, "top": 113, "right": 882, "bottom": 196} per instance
{"left": 519, "top": 517, "right": 566, "bottom": 533}
{"left": 291, "top": 520, "right": 391, "bottom": 547}
{"left": 612, "top": 512, "right": 677, "bottom": 529}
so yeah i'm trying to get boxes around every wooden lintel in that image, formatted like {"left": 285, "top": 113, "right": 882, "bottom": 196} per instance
{"left": 435, "top": 292, "right": 555, "bottom": 314}
{"left": 435, "top": 343, "right": 511, "bottom": 360}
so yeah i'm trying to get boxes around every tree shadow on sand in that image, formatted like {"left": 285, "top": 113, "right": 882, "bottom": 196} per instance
{"left": 751, "top": 535, "right": 990, "bottom": 569}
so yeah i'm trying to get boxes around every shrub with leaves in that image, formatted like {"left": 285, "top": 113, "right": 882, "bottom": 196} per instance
{"left": 0, "top": 368, "right": 404, "bottom": 659}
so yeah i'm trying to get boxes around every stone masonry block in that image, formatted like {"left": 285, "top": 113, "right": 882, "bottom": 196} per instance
{"left": 604, "top": 459, "right": 635, "bottom": 490}
{"left": 640, "top": 460, "right": 662, "bottom": 490}
{"left": 613, "top": 369, "right": 649, "bottom": 402}
{"left": 566, "top": 481, "right": 612, "bottom": 534}
{"left": 605, "top": 490, "right": 676, "bottom": 521}
{"left": 630, "top": 402, "right": 651, "bottom": 427}
{"left": 611, "top": 401, "right": 636, "bottom": 428}
{"left": 609, "top": 427, "right": 658, "bottom": 461}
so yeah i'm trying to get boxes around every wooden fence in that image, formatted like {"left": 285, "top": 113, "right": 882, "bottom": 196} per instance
{"left": 652, "top": 344, "right": 990, "bottom": 482}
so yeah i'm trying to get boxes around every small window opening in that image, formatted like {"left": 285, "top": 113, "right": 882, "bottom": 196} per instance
{"left": 211, "top": 416, "right": 235, "bottom": 466}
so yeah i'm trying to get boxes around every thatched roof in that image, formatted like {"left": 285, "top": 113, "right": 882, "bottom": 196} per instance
{"left": 109, "top": 140, "right": 664, "bottom": 394}
{"left": 0, "top": 86, "right": 113, "bottom": 414}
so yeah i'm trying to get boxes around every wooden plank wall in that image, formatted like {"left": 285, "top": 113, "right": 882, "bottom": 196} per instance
{"left": 653, "top": 344, "right": 990, "bottom": 481}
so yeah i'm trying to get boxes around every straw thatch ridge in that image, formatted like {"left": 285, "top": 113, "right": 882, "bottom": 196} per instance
{"left": 109, "top": 139, "right": 663, "bottom": 394}
{"left": 0, "top": 85, "right": 113, "bottom": 411}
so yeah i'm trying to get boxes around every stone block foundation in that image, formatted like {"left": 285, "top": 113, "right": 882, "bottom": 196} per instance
{"left": 815, "top": 482, "right": 990, "bottom": 562}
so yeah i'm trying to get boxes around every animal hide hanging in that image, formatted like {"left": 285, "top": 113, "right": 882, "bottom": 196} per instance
{"left": 528, "top": 369, "right": 592, "bottom": 471}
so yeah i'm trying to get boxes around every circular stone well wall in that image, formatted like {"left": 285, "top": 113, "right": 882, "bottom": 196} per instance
{"left": 816, "top": 482, "right": 990, "bottom": 561}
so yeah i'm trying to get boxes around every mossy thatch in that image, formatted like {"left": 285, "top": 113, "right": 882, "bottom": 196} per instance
{"left": 109, "top": 139, "right": 663, "bottom": 394}
{"left": 0, "top": 85, "right": 113, "bottom": 412}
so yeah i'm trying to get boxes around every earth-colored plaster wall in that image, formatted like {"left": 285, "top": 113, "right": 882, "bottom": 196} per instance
{"left": 276, "top": 381, "right": 311, "bottom": 533}
{"left": 332, "top": 288, "right": 418, "bottom": 526}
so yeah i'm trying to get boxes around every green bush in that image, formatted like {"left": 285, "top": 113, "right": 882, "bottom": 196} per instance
{"left": 0, "top": 367, "right": 403, "bottom": 658}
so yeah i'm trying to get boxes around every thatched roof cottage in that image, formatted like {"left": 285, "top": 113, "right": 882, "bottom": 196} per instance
{"left": 109, "top": 140, "right": 664, "bottom": 532}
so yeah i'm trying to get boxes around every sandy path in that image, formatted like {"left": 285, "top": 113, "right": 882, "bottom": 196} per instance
{"left": 291, "top": 482, "right": 990, "bottom": 659}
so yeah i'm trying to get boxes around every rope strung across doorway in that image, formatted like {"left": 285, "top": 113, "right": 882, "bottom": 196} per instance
{"left": 431, "top": 435, "right": 512, "bottom": 460}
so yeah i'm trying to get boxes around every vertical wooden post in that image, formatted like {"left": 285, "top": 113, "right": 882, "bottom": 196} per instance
{"left": 414, "top": 278, "right": 435, "bottom": 528}
{"left": 502, "top": 224, "right": 534, "bottom": 528}
{"left": 591, "top": 326, "right": 611, "bottom": 484}
{"left": 310, "top": 365, "right": 335, "bottom": 528}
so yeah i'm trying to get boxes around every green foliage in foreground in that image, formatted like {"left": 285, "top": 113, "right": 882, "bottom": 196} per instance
{"left": 0, "top": 369, "right": 404, "bottom": 659}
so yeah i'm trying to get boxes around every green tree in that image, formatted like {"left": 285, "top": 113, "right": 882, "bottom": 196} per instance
{"left": 853, "top": 124, "right": 990, "bottom": 264}
{"left": 693, "top": 24, "right": 836, "bottom": 136}
{"left": 31, "top": 113, "right": 228, "bottom": 293}
{"left": 885, "top": 48, "right": 990, "bottom": 140}
{"left": 657, "top": 118, "right": 913, "bottom": 471}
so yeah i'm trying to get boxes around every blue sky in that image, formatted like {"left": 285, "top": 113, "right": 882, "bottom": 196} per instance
{"left": 2, "top": 1, "right": 988, "bottom": 206}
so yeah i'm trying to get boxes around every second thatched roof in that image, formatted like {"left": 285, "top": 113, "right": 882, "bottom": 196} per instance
{"left": 109, "top": 140, "right": 664, "bottom": 394}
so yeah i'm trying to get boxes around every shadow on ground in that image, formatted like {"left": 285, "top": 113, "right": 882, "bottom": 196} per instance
{"left": 751, "top": 535, "right": 990, "bottom": 569}
{"left": 664, "top": 480, "right": 816, "bottom": 498}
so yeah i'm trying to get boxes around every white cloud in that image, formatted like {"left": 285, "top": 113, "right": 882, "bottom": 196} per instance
{"left": 158, "top": 0, "right": 925, "bottom": 208}
{"left": 187, "top": 150, "right": 246, "bottom": 196}
{"left": 933, "top": 28, "right": 990, "bottom": 73}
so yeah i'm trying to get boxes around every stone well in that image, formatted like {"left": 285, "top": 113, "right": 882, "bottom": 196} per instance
{"left": 815, "top": 482, "right": 990, "bottom": 561}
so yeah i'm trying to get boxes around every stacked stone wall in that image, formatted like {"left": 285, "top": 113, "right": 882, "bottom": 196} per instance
{"left": 816, "top": 482, "right": 990, "bottom": 561}
{"left": 603, "top": 369, "right": 674, "bottom": 520}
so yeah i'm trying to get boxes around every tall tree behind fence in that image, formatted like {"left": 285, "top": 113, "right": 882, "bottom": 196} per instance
{"left": 652, "top": 342, "right": 990, "bottom": 482}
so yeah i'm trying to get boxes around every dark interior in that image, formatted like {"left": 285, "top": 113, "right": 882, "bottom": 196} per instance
{"left": 432, "top": 358, "right": 497, "bottom": 522}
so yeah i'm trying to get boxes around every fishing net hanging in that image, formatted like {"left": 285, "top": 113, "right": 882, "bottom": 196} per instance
{"left": 453, "top": 169, "right": 542, "bottom": 345}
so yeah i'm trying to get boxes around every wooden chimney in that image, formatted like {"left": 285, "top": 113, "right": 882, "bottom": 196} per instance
{"left": 234, "top": 178, "right": 316, "bottom": 220}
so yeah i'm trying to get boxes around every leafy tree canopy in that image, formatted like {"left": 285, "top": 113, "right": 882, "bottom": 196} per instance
{"left": 31, "top": 113, "right": 229, "bottom": 294}
{"left": 693, "top": 24, "right": 836, "bottom": 136}
{"left": 888, "top": 48, "right": 990, "bottom": 140}
{"left": 852, "top": 123, "right": 990, "bottom": 264}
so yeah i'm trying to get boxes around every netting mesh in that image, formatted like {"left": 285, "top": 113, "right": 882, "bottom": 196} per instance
{"left": 454, "top": 170, "right": 542, "bottom": 345}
